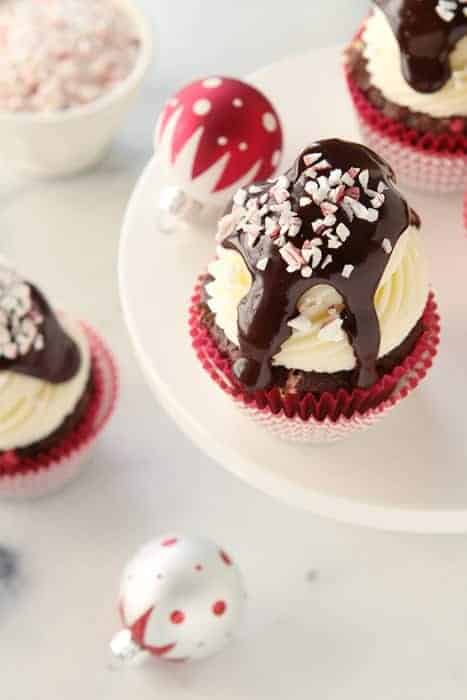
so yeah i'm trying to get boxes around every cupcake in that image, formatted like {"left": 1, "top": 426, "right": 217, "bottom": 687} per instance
{"left": 0, "top": 261, "right": 117, "bottom": 498}
{"left": 345, "top": 1, "right": 467, "bottom": 192}
{"left": 189, "top": 139, "right": 440, "bottom": 443}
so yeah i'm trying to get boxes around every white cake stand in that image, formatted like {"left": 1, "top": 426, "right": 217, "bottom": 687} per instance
{"left": 119, "top": 46, "right": 467, "bottom": 534}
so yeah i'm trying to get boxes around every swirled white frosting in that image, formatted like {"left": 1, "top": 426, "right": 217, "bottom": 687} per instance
{"left": 206, "top": 225, "right": 429, "bottom": 374}
{"left": 363, "top": 7, "right": 467, "bottom": 117}
{"left": 0, "top": 314, "right": 90, "bottom": 451}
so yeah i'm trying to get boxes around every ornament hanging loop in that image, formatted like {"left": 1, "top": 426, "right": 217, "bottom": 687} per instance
{"left": 109, "top": 629, "right": 150, "bottom": 668}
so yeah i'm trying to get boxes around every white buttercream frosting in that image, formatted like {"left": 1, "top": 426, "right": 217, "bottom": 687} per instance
{"left": 206, "top": 225, "right": 429, "bottom": 374}
{"left": 0, "top": 314, "right": 91, "bottom": 451}
{"left": 363, "top": 7, "right": 467, "bottom": 117}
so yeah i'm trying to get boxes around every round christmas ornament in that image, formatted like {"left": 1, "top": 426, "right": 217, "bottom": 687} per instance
{"left": 110, "top": 535, "right": 246, "bottom": 664}
{"left": 153, "top": 76, "right": 283, "bottom": 230}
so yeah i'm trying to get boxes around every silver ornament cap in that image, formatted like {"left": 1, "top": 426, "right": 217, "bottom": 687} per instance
{"left": 110, "top": 629, "right": 150, "bottom": 667}
{"left": 156, "top": 185, "right": 203, "bottom": 233}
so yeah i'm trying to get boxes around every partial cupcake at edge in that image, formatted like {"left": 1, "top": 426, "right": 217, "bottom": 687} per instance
{"left": 0, "top": 260, "right": 117, "bottom": 498}
{"left": 190, "top": 139, "right": 440, "bottom": 443}
{"left": 345, "top": 0, "right": 467, "bottom": 192}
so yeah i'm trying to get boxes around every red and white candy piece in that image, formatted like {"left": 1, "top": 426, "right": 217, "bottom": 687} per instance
{"left": 111, "top": 535, "right": 246, "bottom": 664}
{"left": 154, "top": 76, "right": 283, "bottom": 222}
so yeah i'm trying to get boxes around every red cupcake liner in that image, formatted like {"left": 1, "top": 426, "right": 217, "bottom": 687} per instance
{"left": 0, "top": 322, "right": 118, "bottom": 499}
{"left": 345, "top": 66, "right": 467, "bottom": 193}
{"left": 189, "top": 280, "right": 440, "bottom": 443}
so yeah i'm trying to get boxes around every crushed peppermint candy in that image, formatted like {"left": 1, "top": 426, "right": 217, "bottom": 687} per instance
{"left": 382, "top": 238, "right": 393, "bottom": 254}
{"left": 436, "top": 0, "right": 467, "bottom": 22}
{"left": 341, "top": 264, "right": 355, "bottom": 279}
{"left": 0, "top": 264, "right": 44, "bottom": 361}
{"left": 0, "top": 0, "right": 141, "bottom": 113}
{"left": 218, "top": 145, "right": 391, "bottom": 281}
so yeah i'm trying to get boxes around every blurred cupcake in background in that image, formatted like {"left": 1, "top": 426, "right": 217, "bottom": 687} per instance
{"left": 345, "top": 0, "right": 467, "bottom": 192}
{"left": 0, "top": 0, "right": 152, "bottom": 176}
{"left": 190, "top": 139, "right": 440, "bottom": 444}
{"left": 0, "top": 260, "right": 117, "bottom": 499}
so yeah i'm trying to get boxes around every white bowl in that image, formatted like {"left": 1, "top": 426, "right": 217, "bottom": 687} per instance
{"left": 0, "top": 0, "right": 153, "bottom": 178}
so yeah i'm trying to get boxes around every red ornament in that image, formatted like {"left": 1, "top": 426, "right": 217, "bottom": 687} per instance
{"left": 154, "top": 76, "right": 283, "bottom": 209}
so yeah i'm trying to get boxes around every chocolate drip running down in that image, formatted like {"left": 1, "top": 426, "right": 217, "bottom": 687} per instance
{"left": 375, "top": 0, "right": 467, "bottom": 93}
{"left": 221, "top": 139, "right": 418, "bottom": 392}
{"left": 0, "top": 285, "right": 81, "bottom": 384}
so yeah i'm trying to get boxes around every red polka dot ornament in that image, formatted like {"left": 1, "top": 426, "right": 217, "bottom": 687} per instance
{"left": 110, "top": 535, "right": 246, "bottom": 664}
{"left": 153, "top": 76, "right": 283, "bottom": 230}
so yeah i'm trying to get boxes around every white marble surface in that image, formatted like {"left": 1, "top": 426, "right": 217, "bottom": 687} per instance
{"left": 3, "top": 1, "right": 467, "bottom": 699}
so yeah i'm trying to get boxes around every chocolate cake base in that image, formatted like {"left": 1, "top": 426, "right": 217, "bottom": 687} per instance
{"left": 199, "top": 278, "right": 424, "bottom": 395}
{"left": 0, "top": 371, "right": 94, "bottom": 460}
{"left": 346, "top": 35, "right": 467, "bottom": 137}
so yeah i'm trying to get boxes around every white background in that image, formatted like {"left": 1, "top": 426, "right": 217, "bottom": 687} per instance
{"left": 4, "top": 2, "right": 467, "bottom": 699}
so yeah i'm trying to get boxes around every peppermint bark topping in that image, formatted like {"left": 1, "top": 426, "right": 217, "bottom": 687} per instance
{"left": 0, "top": 264, "right": 44, "bottom": 361}
{"left": 217, "top": 149, "right": 389, "bottom": 279}
{"left": 436, "top": 0, "right": 467, "bottom": 22}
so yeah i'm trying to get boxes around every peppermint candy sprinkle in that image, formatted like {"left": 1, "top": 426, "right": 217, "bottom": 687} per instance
{"left": 0, "top": 265, "right": 44, "bottom": 361}
{"left": 436, "top": 0, "right": 467, "bottom": 22}
{"left": 218, "top": 148, "right": 389, "bottom": 280}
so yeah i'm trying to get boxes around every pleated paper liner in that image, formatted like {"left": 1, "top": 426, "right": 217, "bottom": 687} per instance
{"left": 0, "top": 322, "right": 118, "bottom": 499}
{"left": 189, "top": 281, "right": 440, "bottom": 444}
{"left": 345, "top": 68, "right": 467, "bottom": 193}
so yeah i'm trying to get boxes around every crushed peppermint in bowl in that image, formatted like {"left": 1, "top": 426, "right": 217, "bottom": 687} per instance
{"left": 0, "top": 0, "right": 152, "bottom": 177}
{"left": 0, "top": 0, "right": 143, "bottom": 114}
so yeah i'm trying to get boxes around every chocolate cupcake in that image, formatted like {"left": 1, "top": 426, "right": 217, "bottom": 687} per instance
{"left": 0, "top": 261, "right": 117, "bottom": 498}
{"left": 189, "top": 139, "right": 440, "bottom": 443}
{"left": 345, "top": 1, "right": 467, "bottom": 192}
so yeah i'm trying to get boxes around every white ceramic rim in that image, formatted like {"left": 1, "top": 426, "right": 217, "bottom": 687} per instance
{"left": 0, "top": 0, "right": 154, "bottom": 124}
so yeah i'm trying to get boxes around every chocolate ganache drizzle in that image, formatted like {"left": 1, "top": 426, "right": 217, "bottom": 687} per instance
{"left": 375, "top": 0, "right": 467, "bottom": 93}
{"left": 218, "top": 139, "right": 419, "bottom": 392}
{"left": 0, "top": 265, "right": 80, "bottom": 383}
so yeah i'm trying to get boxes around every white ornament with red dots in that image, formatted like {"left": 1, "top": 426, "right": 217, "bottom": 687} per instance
{"left": 111, "top": 534, "right": 247, "bottom": 664}
{"left": 153, "top": 76, "right": 283, "bottom": 221}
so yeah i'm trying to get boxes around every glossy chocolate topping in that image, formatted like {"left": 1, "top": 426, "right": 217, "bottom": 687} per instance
{"left": 375, "top": 0, "right": 467, "bottom": 93}
{"left": 0, "top": 285, "right": 81, "bottom": 384}
{"left": 220, "top": 139, "right": 417, "bottom": 392}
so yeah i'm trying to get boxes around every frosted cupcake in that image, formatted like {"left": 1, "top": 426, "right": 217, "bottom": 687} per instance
{"left": 190, "top": 139, "right": 440, "bottom": 443}
{"left": 0, "top": 261, "right": 117, "bottom": 498}
{"left": 345, "top": 0, "right": 467, "bottom": 192}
